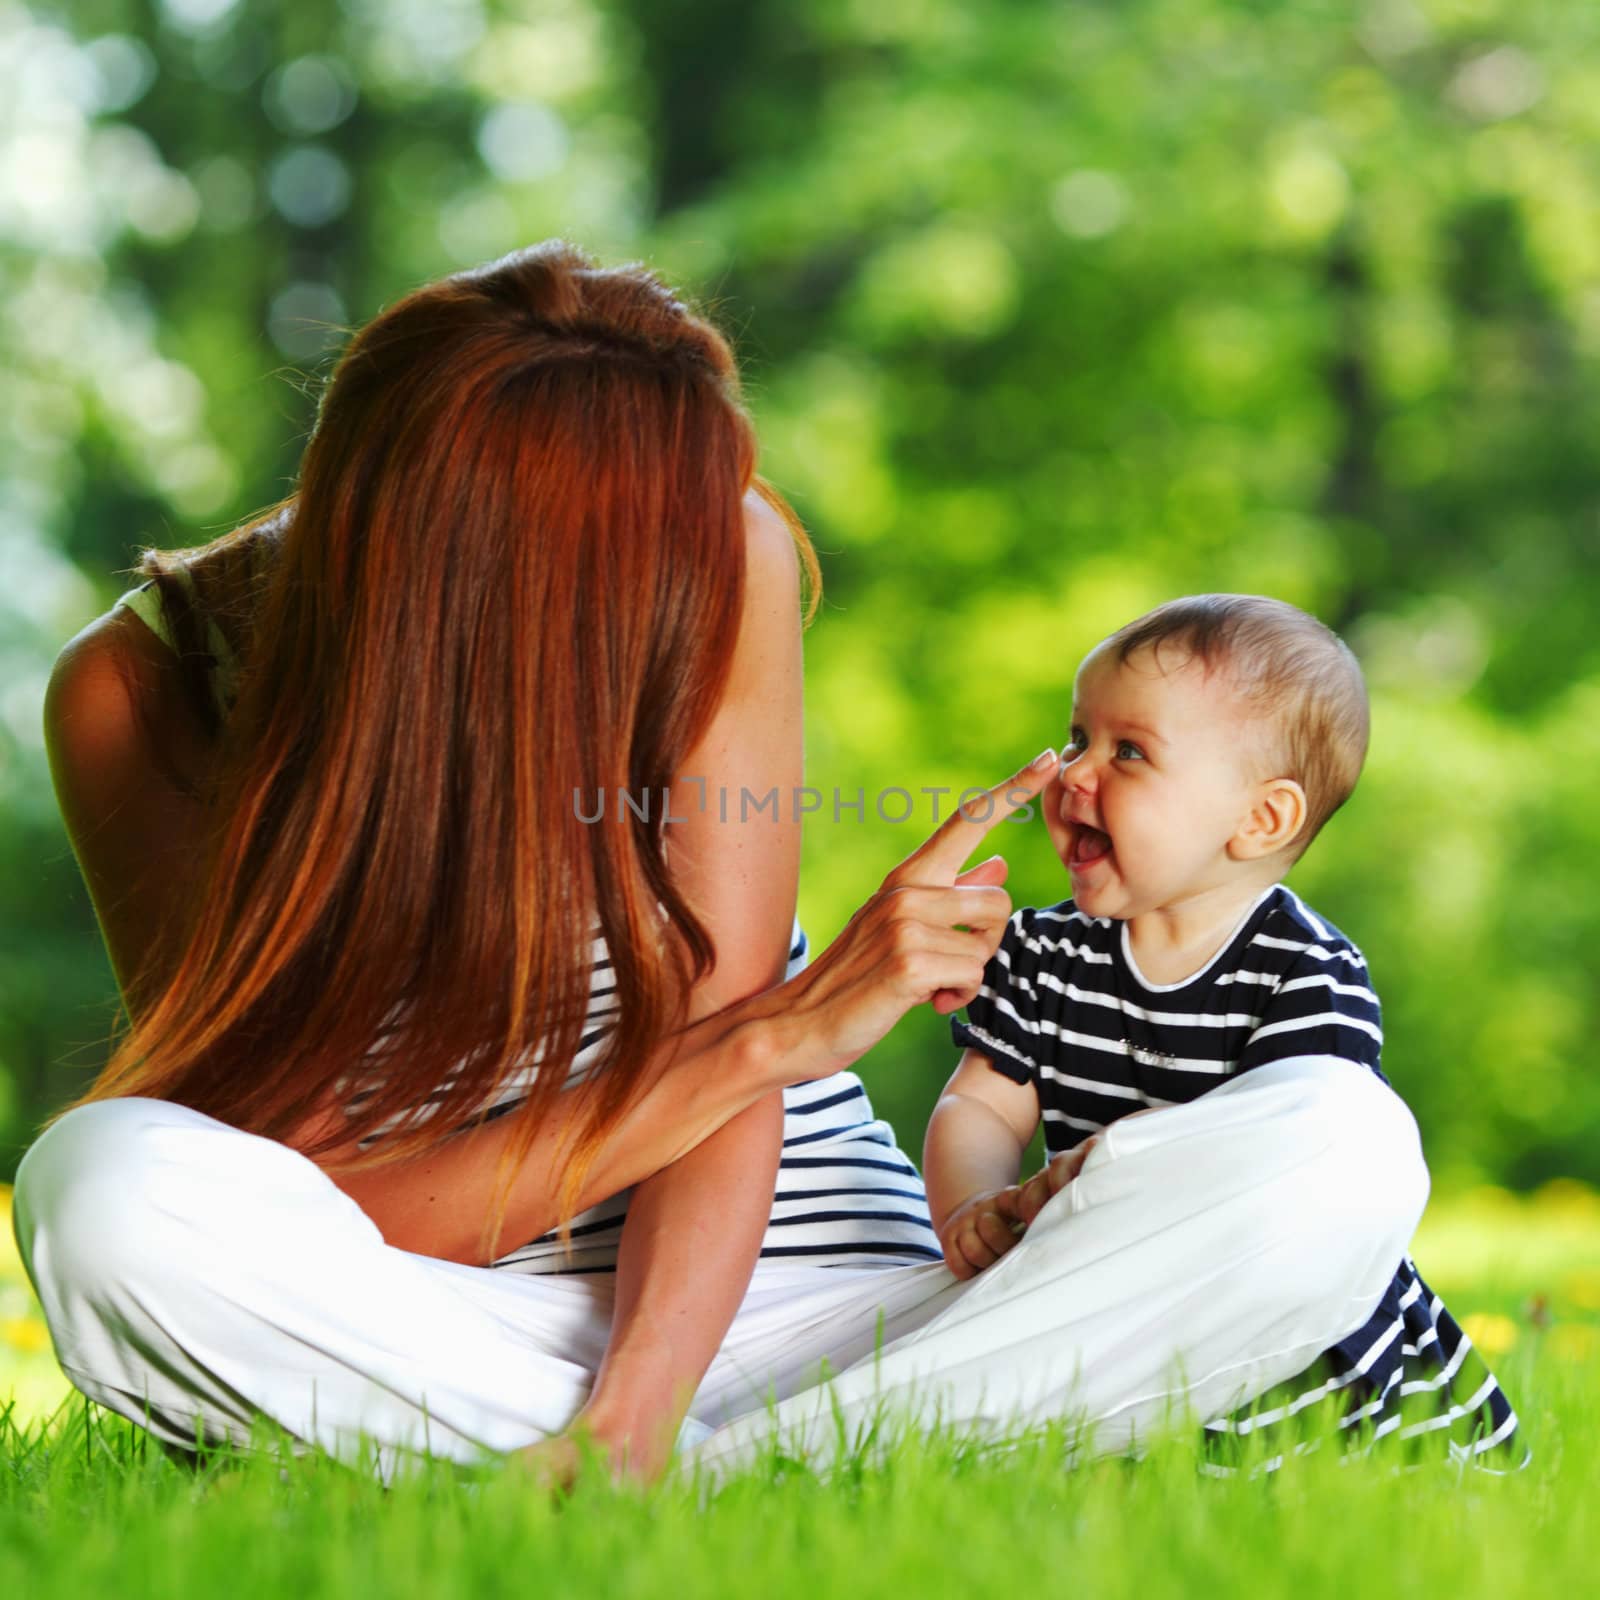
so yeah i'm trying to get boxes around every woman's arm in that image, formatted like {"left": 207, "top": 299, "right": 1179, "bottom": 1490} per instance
{"left": 324, "top": 749, "right": 1055, "bottom": 1261}
{"left": 556, "top": 1093, "right": 785, "bottom": 1479}
{"left": 550, "top": 490, "right": 803, "bottom": 1476}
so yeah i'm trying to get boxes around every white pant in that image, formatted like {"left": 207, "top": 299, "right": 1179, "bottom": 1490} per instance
{"left": 12, "top": 1056, "right": 1428, "bottom": 1480}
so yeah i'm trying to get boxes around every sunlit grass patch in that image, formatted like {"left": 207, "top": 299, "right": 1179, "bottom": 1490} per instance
{"left": 1, "top": 1349, "right": 1592, "bottom": 1600}
{"left": 1411, "top": 1178, "right": 1600, "bottom": 1369}
{"left": 2, "top": 1180, "right": 1595, "bottom": 1599}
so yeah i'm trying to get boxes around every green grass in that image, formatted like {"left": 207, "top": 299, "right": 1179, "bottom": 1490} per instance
{"left": 4, "top": 1180, "right": 1597, "bottom": 1599}
{"left": 0, "top": 1351, "right": 1591, "bottom": 1600}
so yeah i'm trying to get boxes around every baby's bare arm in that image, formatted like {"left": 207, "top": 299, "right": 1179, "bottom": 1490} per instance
{"left": 924, "top": 1048, "right": 1041, "bottom": 1278}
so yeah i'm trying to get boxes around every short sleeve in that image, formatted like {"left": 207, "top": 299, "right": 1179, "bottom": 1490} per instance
{"left": 949, "top": 908, "right": 1045, "bottom": 1087}
{"left": 1236, "top": 938, "right": 1387, "bottom": 1084}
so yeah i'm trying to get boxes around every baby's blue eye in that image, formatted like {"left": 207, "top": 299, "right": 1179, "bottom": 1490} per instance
{"left": 1116, "top": 740, "right": 1145, "bottom": 761}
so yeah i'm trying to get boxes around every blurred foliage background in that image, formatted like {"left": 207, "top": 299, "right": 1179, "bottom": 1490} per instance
{"left": 2, "top": 0, "right": 1598, "bottom": 1196}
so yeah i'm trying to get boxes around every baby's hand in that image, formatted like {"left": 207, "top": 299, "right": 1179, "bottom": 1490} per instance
{"left": 937, "top": 1187, "right": 1027, "bottom": 1280}
{"left": 1012, "top": 1135, "right": 1101, "bottom": 1228}
{"left": 937, "top": 1135, "right": 1108, "bottom": 1280}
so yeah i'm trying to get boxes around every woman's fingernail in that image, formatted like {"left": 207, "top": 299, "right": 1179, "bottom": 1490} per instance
{"left": 1029, "top": 747, "right": 1056, "bottom": 772}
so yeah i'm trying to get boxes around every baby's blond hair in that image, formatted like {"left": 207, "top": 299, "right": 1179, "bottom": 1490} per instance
{"left": 1101, "top": 594, "right": 1369, "bottom": 860}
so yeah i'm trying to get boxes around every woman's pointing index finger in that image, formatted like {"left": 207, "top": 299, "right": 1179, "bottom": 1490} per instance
{"left": 887, "top": 748, "right": 1057, "bottom": 888}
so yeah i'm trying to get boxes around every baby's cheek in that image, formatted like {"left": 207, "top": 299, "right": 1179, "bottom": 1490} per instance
{"left": 1039, "top": 772, "right": 1067, "bottom": 827}
{"left": 1041, "top": 795, "right": 1073, "bottom": 862}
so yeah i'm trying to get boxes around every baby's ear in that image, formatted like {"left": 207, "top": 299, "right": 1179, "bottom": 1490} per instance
{"left": 1229, "top": 777, "right": 1307, "bottom": 862}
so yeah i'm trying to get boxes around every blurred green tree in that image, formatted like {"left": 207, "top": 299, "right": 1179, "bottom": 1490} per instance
{"left": 3, "top": 0, "right": 1597, "bottom": 1191}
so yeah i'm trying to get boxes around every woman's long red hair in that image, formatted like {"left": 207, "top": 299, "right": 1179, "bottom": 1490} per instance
{"left": 60, "top": 241, "right": 819, "bottom": 1255}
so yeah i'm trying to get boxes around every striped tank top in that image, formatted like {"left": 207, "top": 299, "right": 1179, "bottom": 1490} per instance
{"left": 113, "top": 572, "right": 943, "bottom": 1274}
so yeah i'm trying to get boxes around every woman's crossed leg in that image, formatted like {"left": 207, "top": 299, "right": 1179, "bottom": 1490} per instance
{"left": 12, "top": 1055, "right": 1425, "bottom": 1481}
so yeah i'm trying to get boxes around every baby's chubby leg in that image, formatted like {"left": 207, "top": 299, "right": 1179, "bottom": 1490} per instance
{"left": 686, "top": 1055, "right": 1428, "bottom": 1478}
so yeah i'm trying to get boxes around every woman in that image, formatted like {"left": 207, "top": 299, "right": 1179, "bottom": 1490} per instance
{"left": 13, "top": 242, "right": 1428, "bottom": 1484}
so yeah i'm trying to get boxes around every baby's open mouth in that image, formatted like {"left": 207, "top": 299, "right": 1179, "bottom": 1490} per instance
{"left": 1069, "top": 824, "right": 1113, "bottom": 869}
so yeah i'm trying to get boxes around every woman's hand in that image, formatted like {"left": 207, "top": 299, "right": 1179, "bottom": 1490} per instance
{"left": 510, "top": 1391, "right": 686, "bottom": 1494}
{"left": 760, "top": 749, "right": 1057, "bottom": 1081}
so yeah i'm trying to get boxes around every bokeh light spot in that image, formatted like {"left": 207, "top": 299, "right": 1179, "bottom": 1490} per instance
{"left": 438, "top": 190, "right": 517, "bottom": 265}
{"left": 267, "top": 144, "right": 351, "bottom": 228}
{"left": 158, "top": 0, "right": 242, "bottom": 36}
{"left": 1268, "top": 143, "right": 1349, "bottom": 239}
{"left": 268, "top": 280, "right": 348, "bottom": 360}
{"left": 477, "top": 101, "right": 570, "bottom": 183}
{"left": 192, "top": 153, "right": 258, "bottom": 231}
{"left": 265, "top": 55, "right": 356, "bottom": 136}
{"left": 1450, "top": 47, "right": 1544, "bottom": 124}
{"left": 80, "top": 34, "right": 157, "bottom": 114}
{"left": 1050, "top": 170, "right": 1130, "bottom": 239}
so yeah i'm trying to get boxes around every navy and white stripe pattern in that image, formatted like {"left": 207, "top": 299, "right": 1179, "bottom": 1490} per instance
{"left": 488, "top": 922, "right": 943, "bottom": 1274}
{"left": 951, "top": 884, "right": 1526, "bottom": 1471}
{"left": 338, "top": 925, "right": 942, "bottom": 1275}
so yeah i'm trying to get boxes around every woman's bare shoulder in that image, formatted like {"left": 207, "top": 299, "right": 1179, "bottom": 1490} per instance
{"left": 44, "top": 603, "right": 216, "bottom": 1004}
{"left": 46, "top": 602, "right": 206, "bottom": 774}
{"left": 47, "top": 606, "right": 157, "bottom": 760}
{"left": 742, "top": 485, "right": 802, "bottom": 573}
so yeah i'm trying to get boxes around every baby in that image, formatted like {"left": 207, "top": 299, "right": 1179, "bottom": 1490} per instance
{"left": 928, "top": 593, "right": 1522, "bottom": 1465}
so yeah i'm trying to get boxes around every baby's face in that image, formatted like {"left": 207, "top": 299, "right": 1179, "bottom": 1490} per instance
{"left": 1043, "top": 643, "right": 1274, "bottom": 921}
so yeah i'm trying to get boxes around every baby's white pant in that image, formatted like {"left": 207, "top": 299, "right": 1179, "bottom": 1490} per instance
{"left": 12, "top": 1056, "right": 1428, "bottom": 1480}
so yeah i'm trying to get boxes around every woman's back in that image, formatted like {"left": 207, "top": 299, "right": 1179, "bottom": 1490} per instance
{"left": 66, "top": 562, "right": 942, "bottom": 1274}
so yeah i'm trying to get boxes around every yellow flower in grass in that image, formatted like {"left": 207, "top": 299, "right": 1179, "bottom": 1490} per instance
{"left": 1, "top": 1316, "right": 50, "bottom": 1355}
{"left": 1460, "top": 1312, "right": 1519, "bottom": 1357}
{"left": 1546, "top": 1324, "right": 1598, "bottom": 1364}
{"left": 1565, "top": 1269, "right": 1600, "bottom": 1312}
{"left": 1530, "top": 1178, "right": 1600, "bottom": 1223}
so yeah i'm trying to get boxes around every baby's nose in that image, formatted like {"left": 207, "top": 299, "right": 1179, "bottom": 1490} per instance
{"left": 1064, "top": 755, "right": 1099, "bottom": 795}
